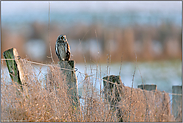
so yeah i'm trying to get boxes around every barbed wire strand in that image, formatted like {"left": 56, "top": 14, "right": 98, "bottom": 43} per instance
{"left": 1, "top": 58, "right": 182, "bottom": 96}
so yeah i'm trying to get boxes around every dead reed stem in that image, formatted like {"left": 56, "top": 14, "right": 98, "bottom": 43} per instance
{"left": 1, "top": 59, "right": 178, "bottom": 122}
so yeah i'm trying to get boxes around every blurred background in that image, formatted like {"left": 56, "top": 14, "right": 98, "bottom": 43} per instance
{"left": 1, "top": 1, "right": 182, "bottom": 63}
{"left": 1, "top": 1, "right": 182, "bottom": 92}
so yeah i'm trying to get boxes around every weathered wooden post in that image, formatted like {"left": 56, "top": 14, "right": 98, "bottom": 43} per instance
{"left": 172, "top": 85, "right": 182, "bottom": 121}
{"left": 138, "top": 84, "right": 157, "bottom": 121}
{"left": 3, "top": 48, "right": 29, "bottom": 97}
{"left": 103, "top": 75, "right": 123, "bottom": 122}
{"left": 58, "top": 60, "right": 79, "bottom": 107}
{"left": 138, "top": 84, "right": 157, "bottom": 91}
{"left": 138, "top": 84, "right": 173, "bottom": 121}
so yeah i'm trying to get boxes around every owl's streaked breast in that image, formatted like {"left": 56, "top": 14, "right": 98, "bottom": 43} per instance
{"left": 58, "top": 43, "right": 66, "bottom": 61}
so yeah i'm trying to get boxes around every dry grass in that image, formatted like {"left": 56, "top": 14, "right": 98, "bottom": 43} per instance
{"left": 1, "top": 58, "right": 181, "bottom": 122}
{"left": 1, "top": 59, "right": 116, "bottom": 122}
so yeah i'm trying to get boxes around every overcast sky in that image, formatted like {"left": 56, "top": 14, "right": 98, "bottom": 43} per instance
{"left": 2, "top": 1, "right": 182, "bottom": 15}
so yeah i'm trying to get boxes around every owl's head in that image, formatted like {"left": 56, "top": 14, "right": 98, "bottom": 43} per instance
{"left": 57, "top": 35, "right": 67, "bottom": 42}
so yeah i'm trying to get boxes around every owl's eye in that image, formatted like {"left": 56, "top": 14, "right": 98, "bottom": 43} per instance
{"left": 61, "top": 36, "right": 64, "bottom": 40}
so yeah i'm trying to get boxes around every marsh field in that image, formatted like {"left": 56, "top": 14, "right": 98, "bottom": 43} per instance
{"left": 1, "top": 1, "right": 182, "bottom": 122}
{"left": 2, "top": 60, "right": 181, "bottom": 92}
{"left": 1, "top": 59, "right": 182, "bottom": 122}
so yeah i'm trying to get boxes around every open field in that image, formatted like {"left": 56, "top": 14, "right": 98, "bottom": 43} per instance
{"left": 1, "top": 59, "right": 182, "bottom": 122}
{"left": 1, "top": 2, "right": 181, "bottom": 122}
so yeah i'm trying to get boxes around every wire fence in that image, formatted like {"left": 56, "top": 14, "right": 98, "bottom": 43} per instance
{"left": 1, "top": 58, "right": 182, "bottom": 122}
{"left": 1, "top": 58, "right": 182, "bottom": 96}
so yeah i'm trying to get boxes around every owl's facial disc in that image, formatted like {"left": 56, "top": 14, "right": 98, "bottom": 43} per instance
{"left": 58, "top": 35, "right": 67, "bottom": 42}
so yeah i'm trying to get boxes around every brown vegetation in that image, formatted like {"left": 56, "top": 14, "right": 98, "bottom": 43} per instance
{"left": 1, "top": 22, "right": 181, "bottom": 63}
{"left": 1, "top": 59, "right": 180, "bottom": 122}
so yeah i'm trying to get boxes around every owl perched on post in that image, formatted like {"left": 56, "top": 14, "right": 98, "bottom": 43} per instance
{"left": 55, "top": 35, "right": 70, "bottom": 61}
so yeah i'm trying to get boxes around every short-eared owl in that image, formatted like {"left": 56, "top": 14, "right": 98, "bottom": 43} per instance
{"left": 55, "top": 35, "right": 70, "bottom": 61}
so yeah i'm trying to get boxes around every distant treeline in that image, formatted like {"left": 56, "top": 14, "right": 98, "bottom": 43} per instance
{"left": 1, "top": 21, "right": 181, "bottom": 63}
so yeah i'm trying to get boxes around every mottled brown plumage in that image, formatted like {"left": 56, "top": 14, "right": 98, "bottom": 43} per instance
{"left": 55, "top": 35, "right": 70, "bottom": 61}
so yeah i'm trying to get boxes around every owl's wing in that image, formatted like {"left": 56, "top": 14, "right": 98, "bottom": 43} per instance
{"left": 67, "top": 42, "right": 70, "bottom": 53}
{"left": 65, "top": 42, "right": 71, "bottom": 61}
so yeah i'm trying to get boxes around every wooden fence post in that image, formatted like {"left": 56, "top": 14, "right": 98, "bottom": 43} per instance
{"left": 103, "top": 75, "right": 123, "bottom": 122}
{"left": 138, "top": 84, "right": 157, "bottom": 122}
{"left": 138, "top": 84, "right": 157, "bottom": 91}
{"left": 58, "top": 60, "right": 79, "bottom": 107}
{"left": 138, "top": 84, "right": 173, "bottom": 121}
{"left": 3, "top": 48, "right": 29, "bottom": 97}
{"left": 172, "top": 85, "right": 182, "bottom": 121}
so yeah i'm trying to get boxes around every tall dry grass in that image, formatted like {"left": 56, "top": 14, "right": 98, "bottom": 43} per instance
{"left": 1, "top": 59, "right": 118, "bottom": 122}
{"left": 1, "top": 58, "right": 180, "bottom": 122}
